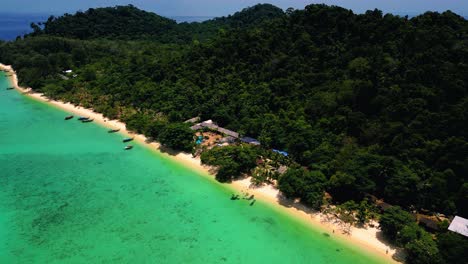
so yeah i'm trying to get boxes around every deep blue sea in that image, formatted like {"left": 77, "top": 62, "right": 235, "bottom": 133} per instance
{"left": 0, "top": 13, "right": 49, "bottom": 41}
{"left": 0, "top": 14, "right": 213, "bottom": 41}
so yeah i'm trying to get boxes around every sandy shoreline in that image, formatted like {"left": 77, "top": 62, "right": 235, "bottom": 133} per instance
{"left": 1, "top": 63, "right": 400, "bottom": 263}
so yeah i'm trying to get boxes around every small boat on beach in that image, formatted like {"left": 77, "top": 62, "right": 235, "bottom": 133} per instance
{"left": 64, "top": 115, "right": 74, "bottom": 120}
{"left": 124, "top": 145, "right": 133, "bottom": 150}
{"left": 82, "top": 119, "right": 94, "bottom": 123}
{"left": 123, "top": 137, "right": 134, "bottom": 143}
{"left": 108, "top": 129, "right": 120, "bottom": 133}
{"left": 78, "top": 117, "right": 90, "bottom": 121}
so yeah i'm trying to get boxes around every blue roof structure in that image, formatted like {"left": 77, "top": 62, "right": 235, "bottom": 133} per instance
{"left": 273, "top": 149, "right": 289, "bottom": 157}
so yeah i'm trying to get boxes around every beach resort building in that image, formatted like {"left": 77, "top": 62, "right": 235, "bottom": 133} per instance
{"left": 448, "top": 216, "right": 468, "bottom": 237}
{"left": 189, "top": 119, "right": 262, "bottom": 146}
{"left": 239, "top": 136, "right": 261, "bottom": 145}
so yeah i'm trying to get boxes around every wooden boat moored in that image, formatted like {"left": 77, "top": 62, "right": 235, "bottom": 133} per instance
{"left": 64, "top": 115, "right": 74, "bottom": 120}
{"left": 6, "top": 87, "right": 14, "bottom": 90}
{"left": 123, "top": 137, "right": 134, "bottom": 143}
{"left": 124, "top": 145, "right": 133, "bottom": 150}
{"left": 78, "top": 117, "right": 90, "bottom": 121}
{"left": 82, "top": 119, "right": 94, "bottom": 123}
{"left": 108, "top": 129, "right": 120, "bottom": 133}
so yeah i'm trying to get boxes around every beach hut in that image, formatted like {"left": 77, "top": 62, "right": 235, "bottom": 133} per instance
{"left": 417, "top": 214, "right": 441, "bottom": 231}
{"left": 190, "top": 120, "right": 240, "bottom": 139}
{"left": 217, "top": 127, "right": 239, "bottom": 138}
{"left": 190, "top": 124, "right": 203, "bottom": 130}
{"left": 219, "top": 136, "right": 236, "bottom": 144}
{"left": 184, "top": 117, "right": 200, "bottom": 123}
{"left": 448, "top": 216, "right": 468, "bottom": 237}
{"left": 240, "top": 137, "right": 261, "bottom": 145}
{"left": 376, "top": 201, "right": 393, "bottom": 212}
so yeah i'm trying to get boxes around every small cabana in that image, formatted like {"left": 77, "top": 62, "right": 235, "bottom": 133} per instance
{"left": 184, "top": 117, "right": 200, "bottom": 123}
{"left": 448, "top": 216, "right": 468, "bottom": 237}
{"left": 240, "top": 137, "right": 261, "bottom": 145}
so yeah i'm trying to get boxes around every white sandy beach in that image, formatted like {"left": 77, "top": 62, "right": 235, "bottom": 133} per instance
{"left": 1, "top": 63, "right": 400, "bottom": 263}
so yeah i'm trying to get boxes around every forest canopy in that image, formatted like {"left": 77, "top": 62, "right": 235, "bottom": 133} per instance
{"left": 0, "top": 4, "right": 467, "bottom": 263}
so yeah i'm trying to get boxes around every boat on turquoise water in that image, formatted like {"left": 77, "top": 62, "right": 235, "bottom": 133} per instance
{"left": 6, "top": 87, "right": 14, "bottom": 90}
{"left": 78, "top": 117, "right": 89, "bottom": 121}
{"left": 64, "top": 115, "right": 74, "bottom": 120}
{"left": 123, "top": 137, "right": 134, "bottom": 143}
{"left": 124, "top": 145, "right": 133, "bottom": 150}
{"left": 82, "top": 119, "right": 94, "bottom": 123}
{"left": 108, "top": 129, "right": 120, "bottom": 133}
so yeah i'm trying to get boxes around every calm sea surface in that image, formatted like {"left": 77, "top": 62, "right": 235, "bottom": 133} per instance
{"left": 0, "top": 13, "right": 49, "bottom": 40}
{"left": 0, "top": 74, "right": 385, "bottom": 263}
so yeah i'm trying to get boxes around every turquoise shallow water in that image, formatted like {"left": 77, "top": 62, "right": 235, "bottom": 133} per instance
{"left": 0, "top": 72, "right": 386, "bottom": 263}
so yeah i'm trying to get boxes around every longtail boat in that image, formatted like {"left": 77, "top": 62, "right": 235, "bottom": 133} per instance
{"left": 124, "top": 145, "right": 133, "bottom": 150}
{"left": 6, "top": 87, "right": 14, "bottom": 90}
{"left": 123, "top": 137, "right": 134, "bottom": 143}
{"left": 78, "top": 117, "right": 89, "bottom": 121}
{"left": 108, "top": 129, "right": 120, "bottom": 133}
{"left": 82, "top": 119, "right": 94, "bottom": 123}
{"left": 64, "top": 115, "right": 74, "bottom": 120}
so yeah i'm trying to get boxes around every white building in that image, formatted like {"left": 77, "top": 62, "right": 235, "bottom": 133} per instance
{"left": 448, "top": 216, "right": 468, "bottom": 237}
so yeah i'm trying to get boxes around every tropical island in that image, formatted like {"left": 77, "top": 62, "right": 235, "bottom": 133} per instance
{"left": 0, "top": 4, "right": 467, "bottom": 264}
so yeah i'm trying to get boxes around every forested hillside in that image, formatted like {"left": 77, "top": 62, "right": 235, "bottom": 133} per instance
{"left": 27, "top": 4, "right": 285, "bottom": 43}
{"left": 29, "top": 5, "right": 177, "bottom": 39}
{"left": 1, "top": 4, "right": 467, "bottom": 263}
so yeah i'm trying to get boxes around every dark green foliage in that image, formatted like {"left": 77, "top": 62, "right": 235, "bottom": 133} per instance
{"left": 1, "top": 4, "right": 467, "bottom": 261}
{"left": 125, "top": 113, "right": 153, "bottom": 134}
{"left": 397, "top": 222, "right": 427, "bottom": 246}
{"left": 278, "top": 167, "right": 326, "bottom": 209}
{"left": 200, "top": 145, "right": 259, "bottom": 182}
{"left": 404, "top": 231, "right": 441, "bottom": 264}
{"left": 436, "top": 232, "right": 468, "bottom": 264}
{"left": 1, "top": 4, "right": 466, "bottom": 216}
{"left": 31, "top": 5, "right": 177, "bottom": 40}
{"left": 0, "top": 6, "right": 467, "bottom": 261}
{"left": 157, "top": 123, "right": 194, "bottom": 152}
{"left": 207, "top": 4, "right": 284, "bottom": 28}
{"left": 380, "top": 207, "right": 444, "bottom": 264}
{"left": 379, "top": 206, "right": 415, "bottom": 242}
{"left": 147, "top": 121, "right": 167, "bottom": 140}
{"left": 356, "top": 199, "right": 373, "bottom": 225}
